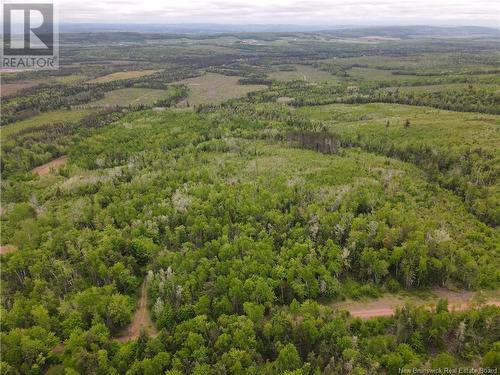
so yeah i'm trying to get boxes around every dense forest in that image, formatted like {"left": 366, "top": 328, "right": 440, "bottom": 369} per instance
{"left": 1, "top": 108, "right": 499, "bottom": 373}
{"left": 1, "top": 27, "right": 499, "bottom": 374}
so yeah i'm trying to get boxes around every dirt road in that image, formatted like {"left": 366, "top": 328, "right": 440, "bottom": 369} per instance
{"left": 115, "top": 281, "right": 157, "bottom": 343}
{"left": 334, "top": 288, "right": 500, "bottom": 319}
{"left": 0, "top": 245, "right": 17, "bottom": 255}
{"left": 52, "top": 280, "right": 157, "bottom": 353}
{"left": 32, "top": 156, "right": 68, "bottom": 176}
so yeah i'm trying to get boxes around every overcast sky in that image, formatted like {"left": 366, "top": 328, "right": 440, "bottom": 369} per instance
{"left": 57, "top": 0, "right": 499, "bottom": 27}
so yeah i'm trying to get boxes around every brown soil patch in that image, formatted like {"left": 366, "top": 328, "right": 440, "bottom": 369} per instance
{"left": 0, "top": 245, "right": 17, "bottom": 255}
{"left": 115, "top": 281, "right": 157, "bottom": 343}
{"left": 32, "top": 156, "right": 68, "bottom": 176}
{"left": 1, "top": 82, "right": 40, "bottom": 97}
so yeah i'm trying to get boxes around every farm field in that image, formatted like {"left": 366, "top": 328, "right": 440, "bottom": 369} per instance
{"left": 1, "top": 109, "right": 93, "bottom": 138}
{"left": 1, "top": 75, "right": 91, "bottom": 97}
{"left": 86, "top": 88, "right": 170, "bottom": 107}
{"left": 87, "top": 69, "right": 159, "bottom": 83}
{"left": 1, "top": 81, "right": 41, "bottom": 97}
{"left": 177, "top": 73, "right": 267, "bottom": 105}
{"left": 268, "top": 64, "right": 339, "bottom": 82}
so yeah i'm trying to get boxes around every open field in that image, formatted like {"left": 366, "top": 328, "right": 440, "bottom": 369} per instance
{"left": 1, "top": 109, "right": 93, "bottom": 138}
{"left": 268, "top": 64, "right": 339, "bottom": 82}
{"left": 87, "top": 69, "right": 159, "bottom": 83}
{"left": 297, "top": 103, "right": 500, "bottom": 152}
{"left": 86, "top": 88, "right": 169, "bottom": 107}
{"left": 346, "top": 67, "right": 419, "bottom": 81}
{"left": 1, "top": 82, "right": 40, "bottom": 97}
{"left": 177, "top": 73, "right": 267, "bottom": 105}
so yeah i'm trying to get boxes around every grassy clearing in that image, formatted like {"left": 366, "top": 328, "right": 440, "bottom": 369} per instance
{"left": 86, "top": 88, "right": 169, "bottom": 107}
{"left": 87, "top": 70, "right": 159, "bottom": 83}
{"left": 297, "top": 103, "right": 500, "bottom": 151}
{"left": 268, "top": 65, "right": 338, "bottom": 82}
{"left": 346, "top": 67, "right": 417, "bottom": 81}
{"left": 360, "top": 36, "right": 401, "bottom": 41}
{"left": 177, "top": 73, "right": 266, "bottom": 105}
{"left": 1, "top": 109, "right": 93, "bottom": 138}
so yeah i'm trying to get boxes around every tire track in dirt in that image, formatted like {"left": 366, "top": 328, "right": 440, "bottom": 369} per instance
{"left": 115, "top": 280, "right": 157, "bottom": 343}
{"left": 52, "top": 280, "right": 157, "bottom": 353}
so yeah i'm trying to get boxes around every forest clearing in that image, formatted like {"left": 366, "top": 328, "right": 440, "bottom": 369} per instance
{"left": 32, "top": 156, "right": 68, "bottom": 176}
{"left": 115, "top": 281, "right": 157, "bottom": 343}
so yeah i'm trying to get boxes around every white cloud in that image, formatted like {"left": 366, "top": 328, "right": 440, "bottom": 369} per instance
{"left": 56, "top": 0, "right": 500, "bottom": 27}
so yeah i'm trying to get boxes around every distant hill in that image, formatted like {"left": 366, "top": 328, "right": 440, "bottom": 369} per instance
{"left": 59, "top": 23, "right": 498, "bottom": 36}
{"left": 59, "top": 23, "right": 341, "bottom": 33}
{"left": 322, "top": 25, "right": 500, "bottom": 38}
